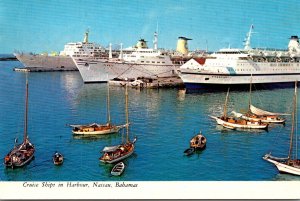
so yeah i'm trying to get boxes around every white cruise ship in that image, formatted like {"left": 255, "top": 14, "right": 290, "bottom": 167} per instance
{"left": 14, "top": 30, "right": 106, "bottom": 71}
{"left": 179, "top": 25, "right": 300, "bottom": 89}
{"left": 72, "top": 32, "right": 187, "bottom": 83}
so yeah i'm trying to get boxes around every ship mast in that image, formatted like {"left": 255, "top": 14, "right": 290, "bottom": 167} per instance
{"left": 153, "top": 23, "right": 158, "bottom": 50}
{"left": 248, "top": 75, "right": 253, "bottom": 111}
{"left": 125, "top": 82, "right": 129, "bottom": 143}
{"left": 223, "top": 88, "right": 230, "bottom": 119}
{"left": 288, "top": 81, "right": 297, "bottom": 161}
{"left": 106, "top": 82, "right": 111, "bottom": 125}
{"left": 244, "top": 24, "right": 254, "bottom": 50}
{"left": 24, "top": 76, "right": 29, "bottom": 142}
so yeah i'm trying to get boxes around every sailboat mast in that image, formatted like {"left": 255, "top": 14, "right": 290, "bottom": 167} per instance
{"left": 223, "top": 87, "right": 230, "bottom": 119}
{"left": 24, "top": 77, "right": 29, "bottom": 142}
{"left": 125, "top": 82, "right": 129, "bottom": 143}
{"left": 249, "top": 75, "right": 252, "bottom": 110}
{"left": 106, "top": 82, "right": 111, "bottom": 124}
{"left": 288, "top": 81, "right": 297, "bottom": 161}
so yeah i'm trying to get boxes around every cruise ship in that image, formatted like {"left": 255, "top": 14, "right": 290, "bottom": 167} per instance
{"left": 14, "top": 30, "right": 106, "bottom": 71}
{"left": 178, "top": 25, "right": 300, "bottom": 89}
{"left": 72, "top": 33, "right": 193, "bottom": 83}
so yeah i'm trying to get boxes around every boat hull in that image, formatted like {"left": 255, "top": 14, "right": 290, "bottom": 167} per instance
{"left": 73, "top": 58, "right": 179, "bottom": 83}
{"left": 232, "top": 111, "right": 285, "bottom": 124}
{"left": 72, "top": 127, "right": 121, "bottom": 135}
{"left": 14, "top": 53, "right": 77, "bottom": 71}
{"left": 210, "top": 115, "right": 268, "bottom": 129}
{"left": 179, "top": 69, "right": 300, "bottom": 91}
{"left": 100, "top": 148, "right": 134, "bottom": 164}
{"left": 263, "top": 157, "right": 300, "bottom": 176}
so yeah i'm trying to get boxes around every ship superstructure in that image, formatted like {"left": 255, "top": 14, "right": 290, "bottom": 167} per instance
{"left": 179, "top": 25, "right": 300, "bottom": 89}
{"left": 73, "top": 32, "right": 180, "bottom": 83}
{"left": 14, "top": 30, "right": 106, "bottom": 71}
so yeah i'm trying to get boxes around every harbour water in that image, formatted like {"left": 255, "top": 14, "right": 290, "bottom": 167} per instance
{"left": 0, "top": 60, "right": 300, "bottom": 181}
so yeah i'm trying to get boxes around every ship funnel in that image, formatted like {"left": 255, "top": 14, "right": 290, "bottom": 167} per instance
{"left": 176, "top": 36, "right": 192, "bottom": 56}
{"left": 135, "top": 39, "right": 148, "bottom": 49}
{"left": 288, "top": 36, "right": 300, "bottom": 53}
{"left": 83, "top": 29, "right": 89, "bottom": 43}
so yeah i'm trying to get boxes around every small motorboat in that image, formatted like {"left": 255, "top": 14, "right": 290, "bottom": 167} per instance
{"left": 53, "top": 152, "right": 64, "bottom": 165}
{"left": 190, "top": 132, "right": 206, "bottom": 150}
{"left": 183, "top": 147, "right": 195, "bottom": 156}
{"left": 111, "top": 162, "right": 125, "bottom": 176}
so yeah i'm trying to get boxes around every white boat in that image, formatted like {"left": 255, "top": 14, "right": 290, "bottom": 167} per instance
{"left": 210, "top": 88, "right": 268, "bottom": 130}
{"left": 179, "top": 25, "right": 300, "bottom": 89}
{"left": 231, "top": 78, "right": 287, "bottom": 124}
{"left": 14, "top": 30, "right": 107, "bottom": 71}
{"left": 99, "top": 83, "right": 137, "bottom": 164}
{"left": 263, "top": 82, "right": 300, "bottom": 175}
{"left": 111, "top": 162, "right": 125, "bottom": 176}
{"left": 71, "top": 83, "right": 125, "bottom": 135}
{"left": 73, "top": 32, "right": 180, "bottom": 83}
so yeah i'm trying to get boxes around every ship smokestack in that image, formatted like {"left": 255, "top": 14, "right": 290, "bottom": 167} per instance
{"left": 83, "top": 29, "right": 89, "bottom": 43}
{"left": 176, "top": 36, "right": 192, "bottom": 56}
{"left": 288, "top": 36, "right": 300, "bottom": 53}
{"left": 135, "top": 39, "right": 148, "bottom": 49}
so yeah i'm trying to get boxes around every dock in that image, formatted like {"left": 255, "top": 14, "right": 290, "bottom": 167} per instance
{"left": 108, "top": 76, "right": 184, "bottom": 89}
{"left": 13, "top": 67, "right": 78, "bottom": 72}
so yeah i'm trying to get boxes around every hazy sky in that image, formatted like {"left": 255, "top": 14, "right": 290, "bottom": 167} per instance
{"left": 1, "top": 0, "right": 299, "bottom": 53}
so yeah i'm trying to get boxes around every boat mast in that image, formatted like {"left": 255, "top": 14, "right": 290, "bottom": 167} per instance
{"left": 125, "top": 82, "right": 129, "bottom": 143}
{"left": 223, "top": 87, "right": 230, "bottom": 119}
{"left": 288, "top": 81, "right": 297, "bottom": 161}
{"left": 24, "top": 76, "right": 29, "bottom": 142}
{"left": 106, "top": 82, "right": 111, "bottom": 125}
{"left": 248, "top": 75, "right": 253, "bottom": 111}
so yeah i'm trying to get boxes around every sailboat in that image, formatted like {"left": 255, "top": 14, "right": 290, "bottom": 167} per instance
{"left": 4, "top": 78, "right": 35, "bottom": 168}
{"left": 209, "top": 88, "right": 268, "bottom": 130}
{"left": 232, "top": 77, "right": 286, "bottom": 124}
{"left": 99, "top": 82, "right": 137, "bottom": 164}
{"left": 263, "top": 82, "right": 300, "bottom": 175}
{"left": 71, "top": 83, "right": 126, "bottom": 135}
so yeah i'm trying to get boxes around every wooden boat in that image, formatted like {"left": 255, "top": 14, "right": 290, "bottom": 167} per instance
{"left": 232, "top": 77, "right": 286, "bottom": 124}
{"left": 263, "top": 82, "right": 300, "bottom": 175}
{"left": 111, "top": 162, "right": 125, "bottom": 176}
{"left": 210, "top": 88, "right": 268, "bottom": 130}
{"left": 4, "top": 78, "right": 35, "bottom": 168}
{"left": 190, "top": 132, "right": 206, "bottom": 150}
{"left": 183, "top": 147, "right": 195, "bottom": 156}
{"left": 99, "top": 82, "right": 137, "bottom": 164}
{"left": 53, "top": 152, "right": 64, "bottom": 165}
{"left": 222, "top": 123, "right": 236, "bottom": 130}
{"left": 71, "top": 82, "right": 126, "bottom": 135}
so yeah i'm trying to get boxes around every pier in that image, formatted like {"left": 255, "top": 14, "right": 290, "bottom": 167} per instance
{"left": 108, "top": 76, "right": 184, "bottom": 89}
{"left": 13, "top": 67, "right": 78, "bottom": 72}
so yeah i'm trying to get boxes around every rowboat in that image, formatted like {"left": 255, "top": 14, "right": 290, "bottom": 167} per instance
{"left": 111, "top": 162, "right": 125, "bottom": 176}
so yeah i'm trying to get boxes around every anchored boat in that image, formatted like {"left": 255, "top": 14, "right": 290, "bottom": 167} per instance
{"left": 263, "top": 82, "right": 300, "bottom": 176}
{"left": 99, "top": 82, "right": 137, "bottom": 164}
{"left": 4, "top": 78, "right": 35, "bottom": 168}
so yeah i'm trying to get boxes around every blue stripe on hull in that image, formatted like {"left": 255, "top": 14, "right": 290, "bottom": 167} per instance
{"left": 184, "top": 82, "right": 298, "bottom": 93}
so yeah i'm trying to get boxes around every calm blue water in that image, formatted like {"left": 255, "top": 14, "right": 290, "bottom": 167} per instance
{"left": 0, "top": 60, "right": 299, "bottom": 181}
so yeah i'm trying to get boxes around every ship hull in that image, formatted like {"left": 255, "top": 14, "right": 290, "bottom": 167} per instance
{"left": 180, "top": 71, "right": 300, "bottom": 90}
{"left": 74, "top": 58, "right": 179, "bottom": 83}
{"left": 14, "top": 53, "right": 77, "bottom": 71}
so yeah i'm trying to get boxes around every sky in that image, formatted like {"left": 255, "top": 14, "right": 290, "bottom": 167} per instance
{"left": 1, "top": 0, "right": 300, "bottom": 53}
